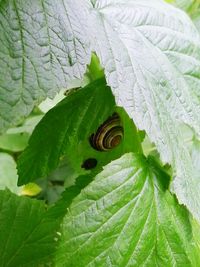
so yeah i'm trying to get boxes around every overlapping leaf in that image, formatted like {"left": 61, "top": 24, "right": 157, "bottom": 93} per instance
{"left": 89, "top": 0, "right": 200, "bottom": 221}
{"left": 56, "top": 153, "right": 198, "bottom": 266}
{"left": 170, "top": 0, "right": 200, "bottom": 33}
{"left": 2, "top": 0, "right": 200, "bottom": 221}
{"left": 0, "top": 153, "right": 20, "bottom": 194}
{"left": 0, "top": 0, "right": 91, "bottom": 132}
{"left": 17, "top": 79, "right": 116, "bottom": 185}
{"left": 17, "top": 79, "right": 142, "bottom": 186}
{"left": 170, "top": 0, "right": 194, "bottom": 10}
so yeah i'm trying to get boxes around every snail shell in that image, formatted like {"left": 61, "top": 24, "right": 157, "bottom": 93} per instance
{"left": 89, "top": 113, "right": 123, "bottom": 151}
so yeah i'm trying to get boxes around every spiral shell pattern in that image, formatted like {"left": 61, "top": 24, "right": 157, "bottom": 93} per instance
{"left": 89, "top": 113, "right": 123, "bottom": 151}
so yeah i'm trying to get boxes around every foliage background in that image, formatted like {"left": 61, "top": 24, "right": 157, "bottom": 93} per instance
{"left": 1, "top": 0, "right": 200, "bottom": 266}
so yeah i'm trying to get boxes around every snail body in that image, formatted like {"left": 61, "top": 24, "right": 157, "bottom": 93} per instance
{"left": 89, "top": 113, "right": 123, "bottom": 151}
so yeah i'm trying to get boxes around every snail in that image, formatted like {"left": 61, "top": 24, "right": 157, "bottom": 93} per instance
{"left": 89, "top": 113, "right": 123, "bottom": 151}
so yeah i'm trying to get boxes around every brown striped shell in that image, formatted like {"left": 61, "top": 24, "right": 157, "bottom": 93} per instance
{"left": 89, "top": 113, "right": 123, "bottom": 151}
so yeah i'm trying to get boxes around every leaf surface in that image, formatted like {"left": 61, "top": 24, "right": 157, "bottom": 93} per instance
{"left": 0, "top": 0, "right": 91, "bottom": 132}
{"left": 0, "top": 190, "right": 61, "bottom": 267}
{"left": 17, "top": 79, "right": 115, "bottom": 185}
{"left": 0, "top": 153, "right": 20, "bottom": 194}
{"left": 17, "top": 78, "right": 142, "bottom": 186}
{"left": 56, "top": 153, "right": 197, "bottom": 267}
{"left": 90, "top": 0, "right": 200, "bottom": 221}
{"left": 170, "top": 0, "right": 194, "bottom": 10}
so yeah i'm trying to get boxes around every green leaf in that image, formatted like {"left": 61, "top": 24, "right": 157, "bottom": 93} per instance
{"left": 7, "top": 115, "right": 43, "bottom": 135}
{"left": 169, "top": 0, "right": 194, "bottom": 10}
{"left": 189, "top": 2, "right": 200, "bottom": 33}
{"left": 191, "top": 217, "right": 200, "bottom": 262}
{"left": 85, "top": 53, "right": 104, "bottom": 82}
{"left": 0, "top": 0, "right": 91, "bottom": 132}
{"left": 17, "top": 79, "right": 114, "bottom": 185}
{"left": 21, "top": 183, "right": 42, "bottom": 197}
{"left": 0, "top": 114, "right": 43, "bottom": 152}
{"left": 17, "top": 79, "right": 142, "bottom": 186}
{"left": 0, "top": 190, "right": 61, "bottom": 267}
{"left": 37, "top": 157, "right": 78, "bottom": 204}
{"left": 191, "top": 137, "right": 200, "bottom": 172}
{"left": 90, "top": 0, "right": 200, "bottom": 222}
{"left": 56, "top": 153, "right": 197, "bottom": 266}
{"left": 0, "top": 153, "right": 20, "bottom": 194}
{"left": 168, "top": 0, "right": 200, "bottom": 34}
{"left": 194, "top": 16, "right": 200, "bottom": 33}
{"left": 0, "top": 132, "right": 29, "bottom": 152}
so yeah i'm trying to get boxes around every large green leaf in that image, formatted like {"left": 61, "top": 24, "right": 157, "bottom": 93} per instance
{"left": 17, "top": 79, "right": 142, "bottom": 186}
{"left": 90, "top": 0, "right": 200, "bottom": 221}
{"left": 17, "top": 79, "right": 115, "bottom": 185}
{"left": 0, "top": 190, "right": 61, "bottom": 267}
{"left": 0, "top": 0, "right": 91, "bottom": 132}
{"left": 56, "top": 153, "right": 198, "bottom": 266}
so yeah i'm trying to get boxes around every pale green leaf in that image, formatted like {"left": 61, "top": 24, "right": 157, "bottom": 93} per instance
{"left": 169, "top": 0, "right": 200, "bottom": 33}
{"left": 0, "top": 132, "right": 29, "bottom": 152}
{"left": 0, "top": 114, "right": 43, "bottom": 152}
{"left": 56, "top": 153, "right": 197, "bottom": 266}
{"left": 90, "top": 0, "right": 200, "bottom": 221}
{"left": 194, "top": 15, "right": 200, "bottom": 32}
{"left": 6, "top": 115, "right": 43, "bottom": 135}
{"left": 191, "top": 138, "right": 200, "bottom": 173}
{"left": 191, "top": 5, "right": 200, "bottom": 33}
{"left": 170, "top": 0, "right": 194, "bottom": 10}
{"left": 0, "top": 153, "right": 21, "bottom": 194}
{"left": 0, "top": 0, "right": 91, "bottom": 132}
